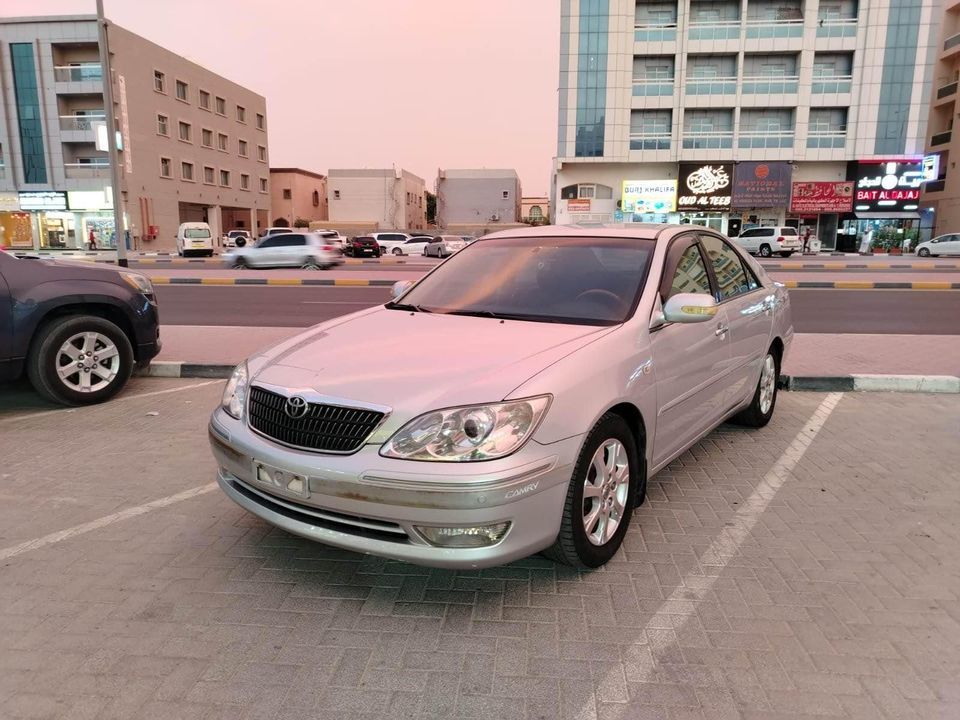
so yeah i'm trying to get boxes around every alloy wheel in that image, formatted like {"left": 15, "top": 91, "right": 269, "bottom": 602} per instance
{"left": 759, "top": 354, "right": 776, "bottom": 415}
{"left": 582, "top": 439, "right": 630, "bottom": 546}
{"left": 55, "top": 332, "right": 120, "bottom": 393}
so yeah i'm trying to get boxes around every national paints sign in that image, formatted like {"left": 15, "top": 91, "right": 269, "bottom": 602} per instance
{"left": 732, "top": 162, "right": 792, "bottom": 208}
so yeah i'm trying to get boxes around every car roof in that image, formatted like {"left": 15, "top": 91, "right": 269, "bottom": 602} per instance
{"left": 477, "top": 223, "right": 697, "bottom": 244}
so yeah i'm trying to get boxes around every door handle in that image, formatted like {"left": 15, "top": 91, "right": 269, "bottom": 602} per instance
{"left": 715, "top": 324, "right": 729, "bottom": 338}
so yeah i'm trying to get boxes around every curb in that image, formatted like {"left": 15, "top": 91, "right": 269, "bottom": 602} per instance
{"left": 781, "top": 280, "right": 960, "bottom": 290}
{"left": 138, "top": 363, "right": 960, "bottom": 393}
{"left": 764, "top": 262, "right": 960, "bottom": 271}
{"left": 150, "top": 277, "right": 396, "bottom": 287}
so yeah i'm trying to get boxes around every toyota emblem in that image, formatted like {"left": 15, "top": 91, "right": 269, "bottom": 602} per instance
{"left": 284, "top": 396, "right": 309, "bottom": 419}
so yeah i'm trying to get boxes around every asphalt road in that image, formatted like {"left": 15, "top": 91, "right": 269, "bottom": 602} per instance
{"left": 154, "top": 285, "right": 960, "bottom": 334}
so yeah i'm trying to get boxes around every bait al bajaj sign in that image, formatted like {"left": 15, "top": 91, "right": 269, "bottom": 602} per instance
{"left": 854, "top": 160, "right": 923, "bottom": 212}
{"left": 678, "top": 163, "right": 733, "bottom": 211}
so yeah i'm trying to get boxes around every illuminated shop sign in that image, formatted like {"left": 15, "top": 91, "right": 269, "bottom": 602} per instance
{"left": 621, "top": 180, "right": 677, "bottom": 214}
{"left": 677, "top": 164, "right": 733, "bottom": 211}
{"left": 854, "top": 160, "right": 923, "bottom": 212}
{"left": 18, "top": 191, "right": 68, "bottom": 211}
{"left": 922, "top": 154, "right": 940, "bottom": 182}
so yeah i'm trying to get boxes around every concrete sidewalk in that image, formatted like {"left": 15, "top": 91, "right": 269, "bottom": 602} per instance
{"left": 148, "top": 325, "right": 960, "bottom": 391}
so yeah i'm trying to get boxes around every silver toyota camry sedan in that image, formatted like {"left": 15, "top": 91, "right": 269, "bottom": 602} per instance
{"left": 209, "top": 225, "right": 792, "bottom": 569}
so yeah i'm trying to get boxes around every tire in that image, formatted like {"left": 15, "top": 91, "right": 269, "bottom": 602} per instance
{"left": 392, "top": 247, "right": 403, "bottom": 256}
{"left": 27, "top": 315, "right": 134, "bottom": 406}
{"left": 543, "top": 413, "right": 641, "bottom": 569}
{"left": 918, "top": 248, "right": 931, "bottom": 257}
{"left": 779, "top": 251, "right": 793, "bottom": 258}
{"left": 759, "top": 244, "right": 772, "bottom": 258}
{"left": 301, "top": 257, "right": 320, "bottom": 270}
{"left": 233, "top": 257, "right": 248, "bottom": 269}
{"left": 730, "top": 347, "right": 780, "bottom": 428}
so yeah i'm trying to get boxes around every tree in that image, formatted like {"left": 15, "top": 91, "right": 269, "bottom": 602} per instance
{"left": 425, "top": 191, "right": 437, "bottom": 225}
{"left": 272, "top": 217, "right": 290, "bottom": 227}
{"left": 293, "top": 217, "right": 310, "bottom": 228}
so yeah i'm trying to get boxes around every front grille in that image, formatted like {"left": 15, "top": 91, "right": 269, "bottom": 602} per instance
{"left": 248, "top": 387, "right": 385, "bottom": 453}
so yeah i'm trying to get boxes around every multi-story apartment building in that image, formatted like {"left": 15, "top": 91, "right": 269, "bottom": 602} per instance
{"left": 554, "top": 1, "right": 939, "bottom": 251}
{"left": 436, "top": 169, "right": 522, "bottom": 227}
{"left": 0, "top": 15, "right": 270, "bottom": 253}
{"left": 270, "top": 168, "right": 328, "bottom": 226}
{"left": 327, "top": 168, "right": 426, "bottom": 231}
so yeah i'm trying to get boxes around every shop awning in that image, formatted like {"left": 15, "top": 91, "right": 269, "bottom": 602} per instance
{"left": 854, "top": 211, "right": 920, "bottom": 220}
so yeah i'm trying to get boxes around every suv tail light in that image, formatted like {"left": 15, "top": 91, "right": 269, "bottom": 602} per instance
{"left": 777, "top": 236, "right": 785, "bottom": 243}
{"left": 321, "top": 245, "right": 333, "bottom": 251}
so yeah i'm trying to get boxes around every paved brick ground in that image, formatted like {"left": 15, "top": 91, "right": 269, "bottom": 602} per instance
{"left": 1, "top": 382, "right": 959, "bottom": 719}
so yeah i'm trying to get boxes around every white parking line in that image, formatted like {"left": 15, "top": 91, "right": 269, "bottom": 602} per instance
{"left": 0, "top": 482, "right": 218, "bottom": 561}
{"left": 606, "top": 392, "right": 844, "bottom": 692}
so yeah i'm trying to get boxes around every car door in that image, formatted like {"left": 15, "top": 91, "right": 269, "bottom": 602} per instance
{"left": 404, "top": 237, "right": 425, "bottom": 255}
{"left": 277, "top": 234, "right": 307, "bottom": 267}
{"left": 253, "top": 235, "right": 284, "bottom": 266}
{"left": 735, "top": 229, "right": 759, "bottom": 254}
{"left": 941, "top": 234, "right": 960, "bottom": 255}
{"left": 698, "top": 233, "right": 774, "bottom": 411}
{"left": 650, "top": 236, "right": 734, "bottom": 469}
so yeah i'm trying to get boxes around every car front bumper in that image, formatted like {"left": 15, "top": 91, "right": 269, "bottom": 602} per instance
{"left": 208, "top": 408, "right": 581, "bottom": 568}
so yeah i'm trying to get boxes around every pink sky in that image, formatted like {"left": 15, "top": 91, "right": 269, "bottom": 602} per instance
{"left": 6, "top": 0, "right": 560, "bottom": 196}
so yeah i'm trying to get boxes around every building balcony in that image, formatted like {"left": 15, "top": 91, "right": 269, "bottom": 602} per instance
{"left": 945, "top": 32, "right": 960, "bottom": 54}
{"left": 59, "top": 114, "right": 106, "bottom": 131}
{"left": 807, "top": 131, "right": 847, "bottom": 149}
{"left": 54, "top": 64, "right": 103, "bottom": 83}
{"left": 685, "top": 77, "right": 738, "bottom": 95}
{"left": 931, "top": 130, "right": 953, "bottom": 147}
{"left": 682, "top": 131, "right": 734, "bottom": 150}
{"left": 629, "top": 133, "right": 672, "bottom": 151}
{"left": 741, "top": 75, "right": 799, "bottom": 94}
{"left": 688, "top": 21, "right": 741, "bottom": 41}
{"left": 816, "top": 19, "right": 857, "bottom": 38}
{"left": 64, "top": 162, "right": 110, "bottom": 179}
{"left": 745, "top": 18, "right": 803, "bottom": 39}
{"left": 937, "top": 81, "right": 959, "bottom": 101}
{"left": 632, "top": 79, "right": 675, "bottom": 97}
{"left": 738, "top": 131, "right": 794, "bottom": 149}
{"left": 812, "top": 75, "right": 853, "bottom": 94}
{"left": 634, "top": 24, "right": 677, "bottom": 42}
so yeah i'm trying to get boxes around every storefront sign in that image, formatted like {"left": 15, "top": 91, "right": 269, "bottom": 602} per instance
{"left": 790, "top": 182, "right": 854, "bottom": 213}
{"left": 922, "top": 154, "right": 940, "bottom": 182}
{"left": 567, "top": 198, "right": 592, "bottom": 213}
{"left": 677, "top": 164, "right": 733, "bottom": 211}
{"left": 18, "top": 191, "right": 68, "bottom": 211}
{"left": 67, "top": 190, "right": 113, "bottom": 211}
{"left": 732, "top": 162, "right": 792, "bottom": 208}
{"left": 854, "top": 160, "right": 923, "bottom": 212}
{"left": 0, "top": 192, "right": 19, "bottom": 212}
{"left": 621, "top": 180, "right": 677, "bottom": 214}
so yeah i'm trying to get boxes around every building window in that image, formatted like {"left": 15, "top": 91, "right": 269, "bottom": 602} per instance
{"left": 240, "top": 173, "right": 250, "bottom": 190}
{"left": 238, "top": 139, "right": 248, "bottom": 157}
{"left": 282, "top": 188, "right": 292, "bottom": 199}
{"left": 10, "top": 44, "right": 47, "bottom": 184}
{"left": 181, "top": 161, "right": 194, "bottom": 181}
{"left": 203, "top": 166, "right": 215, "bottom": 184}
{"left": 157, "top": 114, "right": 168, "bottom": 136}
{"left": 215, "top": 96, "right": 226, "bottom": 115}
{"left": 256, "top": 113, "right": 265, "bottom": 130}
{"left": 259, "top": 177, "right": 268, "bottom": 192}
{"left": 529, "top": 205, "right": 543, "bottom": 219}
{"left": 257, "top": 145, "right": 266, "bottom": 162}
{"left": 178, "top": 121, "right": 191, "bottom": 142}
{"left": 175, "top": 79, "right": 188, "bottom": 101}
{"left": 236, "top": 105, "right": 246, "bottom": 123}
{"left": 502, "top": 190, "right": 510, "bottom": 199}
{"left": 199, "top": 89, "right": 210, "bottom": 110}
{"left": 201, "top": 128, "right": 213, "bottom": 147}
{"left": 333, "top": 189, "right": 341, "bottom": 199}
{"left": 220, "top": 169, "right": 230, "bottom": 187}
{"left": 312, "top": 190, "right": 320, "bottom": 207}
{"left": 160, "top": 157, "right": 172, "bottom": 178}
{"left": 154, "top": 70, "right": 165, "bottom": 93}
{"left": 217, "top": 133, "right": 228, "bottom": 151}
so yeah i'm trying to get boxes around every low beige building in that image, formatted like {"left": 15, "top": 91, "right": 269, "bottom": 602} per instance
{"left": 327, "top": 168, "right": 426, "bottom": 233}
{"left": 270, "top": 168, "right": 327, "bottom": 226}
{"left": 0, "top": 14, "right": 270, "bottom": 252}
{"left": 521, "top": 196, "right": 550, "bottom": 224}
{"left": 436, "top": 169, "right": 521, "bottom": 227}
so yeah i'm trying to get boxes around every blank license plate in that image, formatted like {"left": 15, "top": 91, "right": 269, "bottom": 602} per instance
{"left": 253, "top": 460, "right": 309, "bottom": 498}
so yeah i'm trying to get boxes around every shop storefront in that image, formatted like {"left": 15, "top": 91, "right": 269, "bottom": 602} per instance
{"left": 839, "top": 160, "right": 923, "bottom": 253}
{"left": 620, "top": 179, "right": 678, "bottom": 224}
{"left": 1, "top": 190, "right": 116, "bottom": 251}
{"left": 676, "top": 163, "right": 733, "bottom": 233}
{"left": 789, "top": 182, "right": 854, "bottom": 251}
{"left": 730, "top": 162, "right": 792, "bottom": 238}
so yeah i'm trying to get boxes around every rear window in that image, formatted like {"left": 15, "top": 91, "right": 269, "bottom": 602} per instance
{"left": 318, "top": 232, "right": 338, "bottom": 239}
{"left": 781, "top": 228, "right": 798, "bottom": 236}
{"left": 184, "top": 228, "right": 211, "bottom": 239}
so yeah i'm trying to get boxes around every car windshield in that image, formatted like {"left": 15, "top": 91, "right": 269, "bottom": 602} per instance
{"left": 184, "top": 228, "right": 211, "bottom": 238}
{"left": 395, "top": 236, "right": 654, "bottom": 325}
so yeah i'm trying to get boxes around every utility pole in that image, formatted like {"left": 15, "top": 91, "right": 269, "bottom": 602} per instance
{"left": 96, "top": 0, "right": 128, "bottom": 267}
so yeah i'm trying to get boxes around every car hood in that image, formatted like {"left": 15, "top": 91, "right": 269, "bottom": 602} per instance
{"left": 250, "top": 307, "right": 613, "bottom": 413}
{"left": 13, "top": 255, "right": 125, "bottom": 282}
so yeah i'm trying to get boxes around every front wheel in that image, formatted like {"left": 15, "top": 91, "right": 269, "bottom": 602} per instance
{"left": 759, "top": 244, "right": 773, "bottom": 258}
{"left": 26, "top": 315, "right": 134, "bottom": 406}
{"left": 543, "top": 413, "right": 640, "bottom": 569}
{"left": 392, "top": 247, "right": 403, "bottom": 256}
{"left": 918, "top": 247, "right": 931, "bottom": 257}
{"left": 730, "top": 349, "right": 780, "bottom": 428}
{"left": 301, "top": 257, "right": 321, "bottom": 270}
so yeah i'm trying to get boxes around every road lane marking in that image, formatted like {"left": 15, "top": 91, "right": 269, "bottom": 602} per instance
{"left": 200, "top": 277, "right": 236, "bottom": 285}
{"left": 602, "top": 392, "right": 844, "bottom": 692}
{"left": 0, "top": 380, "right": 221, "bottom": 424}
{"left": 0, "top": 483, "right": 219, "bottom": 561}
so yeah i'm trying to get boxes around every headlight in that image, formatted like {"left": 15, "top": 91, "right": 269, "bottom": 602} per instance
{"left": 120, "top": 271, "right": 154, "bottom": 296}
{"left": 380, "top": 396, "right": 551, "bottom": 462}
{"left": 221, "top": 362, "right": 249, "bottom": 420}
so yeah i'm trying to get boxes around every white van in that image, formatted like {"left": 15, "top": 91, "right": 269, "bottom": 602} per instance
{"left": 176, "top": 222, "right": 215, "bottom": 257}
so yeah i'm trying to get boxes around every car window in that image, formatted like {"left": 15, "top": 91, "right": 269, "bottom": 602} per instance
{"left": 257, "top": 236, "right": 280, "bottom": 248}
{"left": 781, "top": 228, "right": 798, "bottom": 236}
{"left": 380, "top": 234, "right": 405, "bottom": 242}
{"left": 668, "top": 245, "right": 712, "bottom": 298}
{"left": 183, "top": 228, "right": 211, "bottom": 239}
{"left": 699, "top": 235, "right": 752, "bottom": 301}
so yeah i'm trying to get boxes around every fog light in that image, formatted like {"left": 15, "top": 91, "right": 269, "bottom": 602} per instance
{"left": 415, "top": 522, "right": 511, "bottom": 548}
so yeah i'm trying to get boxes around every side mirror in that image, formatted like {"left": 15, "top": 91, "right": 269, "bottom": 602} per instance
{"left": 662, "top": 293, "right": 718, "bottom": 324}
{"left": 391, "top": 280, "right": 413, "bottom": 299}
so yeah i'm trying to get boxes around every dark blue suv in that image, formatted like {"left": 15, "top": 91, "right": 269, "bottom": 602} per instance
{"left": 0, "top": 248, "right": 161, "bottom": 405}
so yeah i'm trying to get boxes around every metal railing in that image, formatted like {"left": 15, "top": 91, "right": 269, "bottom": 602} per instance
{"left": 812, "top": 75, "right": 853, "bottom": 93}
{"left": 738, "top": 131, "right": 795, "bottom": 149}
{"left": 745, "top": 18, "right": 804, "bottom": 39}
{"left": 64, "top": 162, "right": 110, "bottom": 179}
{"left": 634, "top": 24, "right": 677, "bottom": 42}
{"left": 632, "top": 78, "right": 675, "bottom": 96}
{"left": 816, "top": 18, "right": 857, "bottom": 38}
{"left": 53, "top": 64, "right": 103, "bottom": 82}
{"left": 58, "top": 114, "right": 106, "bottom": 131}
{"left": 806, "top": 131, "right": 847, "bottom": 149}
{"left": 741, "top": 75, "right": 800, "bottom": 93}
{"left": 682, "top": 131, "right": 734, "bottom": 149}
{"left": 937, "top": 81, "right": 959, "bottom": 100}
{"left": 629, "top": 132, "right": 672, "bottom": 150}
{"left": 931, "top": 130, "right": 953, "bottom": 146}
{"left": 945, "top": 32, "right": 960, "bottom": 52}
{"left": 688, "top": 20, "right": 742, "bottom": 40}
{"left": 685, "top": 77, "right": 738, "bottom": 95}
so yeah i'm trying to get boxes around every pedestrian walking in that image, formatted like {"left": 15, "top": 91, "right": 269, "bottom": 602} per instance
{"left": 858, "top": 225, "right": 873, "bottom": 255}
{"left": 803, "top": 227, "right": 812, "bottom": 254}
{"left": 88, "top": 228, "right": 97, "bottom": 251}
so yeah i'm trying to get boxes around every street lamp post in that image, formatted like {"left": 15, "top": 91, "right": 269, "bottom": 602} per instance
{"left": 95, "top": 0, "right": 128, "bottom": 267}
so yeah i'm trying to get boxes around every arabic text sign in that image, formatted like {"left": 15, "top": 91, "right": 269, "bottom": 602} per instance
{"left": 732, "top": 162, "right": 792, "bottom": 208}
{"left": 621, "top": 180, "right": 677, "bottom": 214}
{"left": 567, "top": 198, "right": 591, "bottom": 213}
{"left": 677, "top": 164, "right": 733, "bottom": 211}
{"left": 789, "top": 182, "right": 853, "bottom": 214}
{"left": 854, "top": 160, "right": 922, "bottom": 212}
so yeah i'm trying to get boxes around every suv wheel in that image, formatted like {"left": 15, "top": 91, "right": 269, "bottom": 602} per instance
{"left": 759, "top": 244, "right": 773, "bottom": 258}
{"left": 27, "top": 315, "right": 134, "bottom": 406}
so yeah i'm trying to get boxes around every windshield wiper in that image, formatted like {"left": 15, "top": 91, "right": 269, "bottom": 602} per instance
{"left": 444, "top": 309, "right": 561, "bottom": 323}
{"left": 385, "top": 301, "right": 433, "bottom": 313}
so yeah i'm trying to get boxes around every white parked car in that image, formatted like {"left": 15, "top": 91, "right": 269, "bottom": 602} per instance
{"left": 224, "top": 232, "right": 344, "bottom": 270}
{"left": 382, "top": 235, "right": 432, "bottom": 256}
{"left": 259, "top": 227, "right": 295, "bottom": 241}
{"left": 369, "top": 232, "right": 411, "bottom": 255}
{"left": 916, "top": 234, "right": 960, "bottom": 257}
{"left": 732, "top": 227, "right": 802, "bottom": 258}
{"left": 424, "top": 235, "right": 467, "bottom": 258}
{"left": 223, "top": 230, "right": 252, "bottom": 248}
{"left": 176, "top": 222, "right": 215, "bottom": 257}
{"left": 210, "top": 225, "right": 793, "bottom": 569}
{"left": 312, "top": 229, "right": 347, "bottom": 252}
